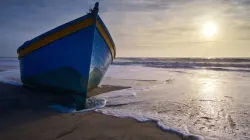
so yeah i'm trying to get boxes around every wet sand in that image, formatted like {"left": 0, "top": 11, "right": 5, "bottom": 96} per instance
{"left": 0, "top": 82, "right": 191, "bottom": 140}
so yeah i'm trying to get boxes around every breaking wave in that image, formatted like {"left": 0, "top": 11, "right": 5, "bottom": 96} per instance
{"left": 113, "top": 57, "right": 250, "bottom": 72}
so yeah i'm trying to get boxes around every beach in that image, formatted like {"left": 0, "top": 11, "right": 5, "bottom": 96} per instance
{"left": 0, "top": 82, "right": 188, "bottom": 140}
{"left": 1, "top": 58, "right": 250, "bottom": 140}
{"left": 1, "top": 0, "right": 250, "bottom": 139}
{"left": 1, "top": 111, "right": 184, "bottom": 140}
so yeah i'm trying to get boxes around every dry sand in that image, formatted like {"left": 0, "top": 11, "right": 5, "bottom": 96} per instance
{"left": 0, "top": 82, "right": 194, "bottom": 140}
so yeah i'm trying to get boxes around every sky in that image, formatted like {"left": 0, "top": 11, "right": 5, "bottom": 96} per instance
{"left": 0, "top": 0, "right": 250, "bottom": 58}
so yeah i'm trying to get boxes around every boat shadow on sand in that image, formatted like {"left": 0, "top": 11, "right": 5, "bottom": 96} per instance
{"left": 0, "top": 82, "right": 129, "bottom": 133}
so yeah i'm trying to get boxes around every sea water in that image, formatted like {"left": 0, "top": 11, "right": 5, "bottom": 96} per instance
{"left": 1, "top": 57, "right": 250, "bottom": 140}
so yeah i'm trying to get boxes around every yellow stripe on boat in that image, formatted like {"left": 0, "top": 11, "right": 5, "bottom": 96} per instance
{"left": 96, "top": 20, "right": 115, "bottom": 59}
{"left": 18, "top": 18, "right": 116, "bottom": 59}
{"left": 18, "top": 18, "right": 94, "bottom": 59}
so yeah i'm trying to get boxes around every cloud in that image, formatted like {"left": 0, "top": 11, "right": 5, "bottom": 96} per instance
{"left": 0, "top": 0, "right": 250, "bottom": 57}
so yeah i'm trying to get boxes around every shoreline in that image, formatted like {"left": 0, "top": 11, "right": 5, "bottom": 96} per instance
{"left": 1, "top": 111, "right": 189, "bottom": 140}
{"left": 0, "top": 82, "right": 196, "bottom": 140}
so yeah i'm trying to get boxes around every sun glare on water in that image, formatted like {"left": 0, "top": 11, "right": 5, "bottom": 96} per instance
{"left": 201, "top": 21, "right": 218, "bottom": 39}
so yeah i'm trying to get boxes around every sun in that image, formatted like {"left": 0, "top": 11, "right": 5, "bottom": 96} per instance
{"left": 201, "top": 21, "right": 218, "bottom": 39}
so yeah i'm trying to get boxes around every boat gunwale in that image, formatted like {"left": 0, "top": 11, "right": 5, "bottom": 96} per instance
{"left": 96, "top": 15, "right": 116, "bottom": 57}
{"left": 17, "top": 14, "right": 116, "bottom": 60}
{"left": 17, "top": 14, "right": 92, "bottom": 52}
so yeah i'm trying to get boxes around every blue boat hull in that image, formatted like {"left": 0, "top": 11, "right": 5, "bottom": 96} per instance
{"left": 17, "top": 3, "right": 115, "bottom": 109}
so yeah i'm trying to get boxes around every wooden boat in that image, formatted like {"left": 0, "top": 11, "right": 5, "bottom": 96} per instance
{"left": 17, "top": 2, "right": 116, "bottom": 109}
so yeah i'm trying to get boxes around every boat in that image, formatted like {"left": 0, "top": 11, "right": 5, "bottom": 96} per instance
{"left": 16, "top": 2, "right": 116, "bottom": 109}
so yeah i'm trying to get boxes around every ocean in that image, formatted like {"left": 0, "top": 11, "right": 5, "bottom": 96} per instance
{"left": 0, "top": 57, "right": 250, "bottom": 140}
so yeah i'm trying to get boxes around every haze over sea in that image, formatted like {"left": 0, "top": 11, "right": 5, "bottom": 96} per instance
{"left": 1, "top": 57, "right": 250, "bottom": 140}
